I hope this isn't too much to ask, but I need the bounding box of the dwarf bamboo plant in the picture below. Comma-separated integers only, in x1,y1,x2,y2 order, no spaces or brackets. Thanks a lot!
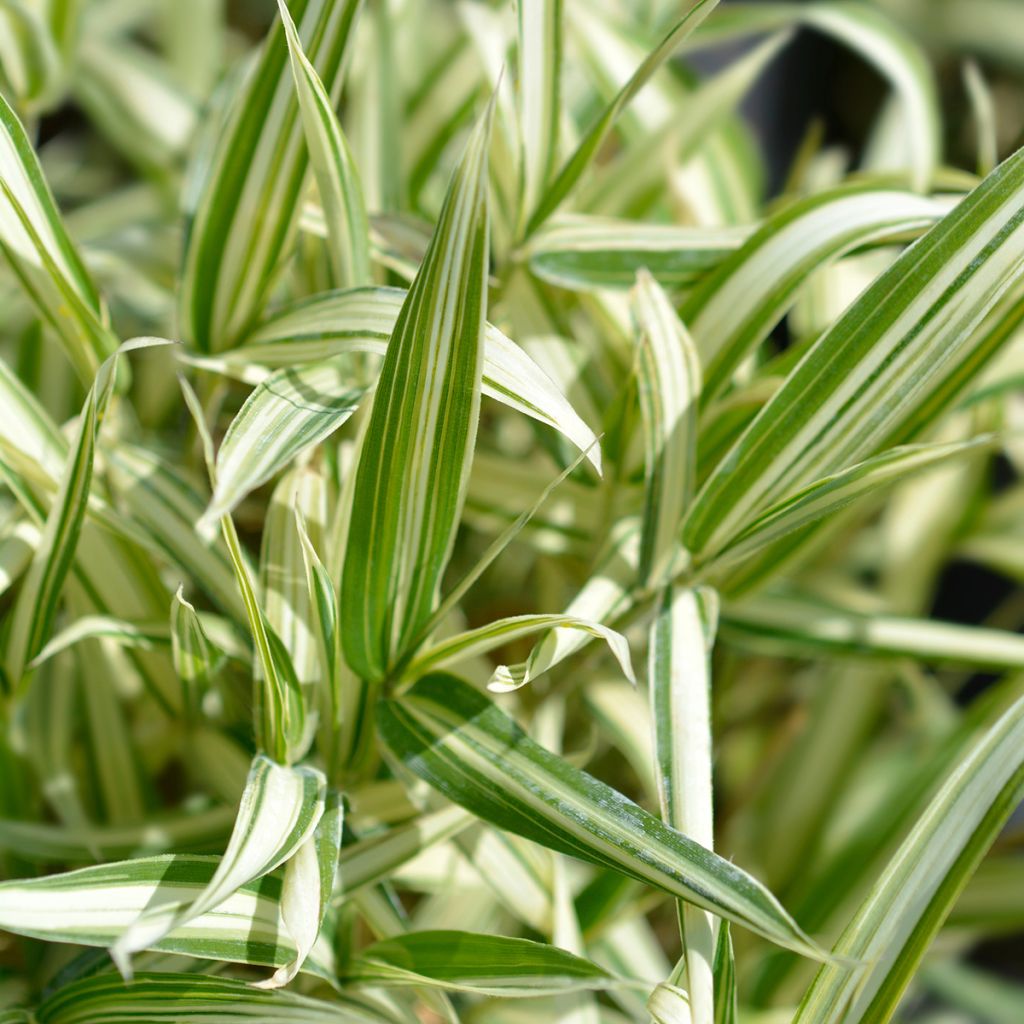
0,0,1023,1021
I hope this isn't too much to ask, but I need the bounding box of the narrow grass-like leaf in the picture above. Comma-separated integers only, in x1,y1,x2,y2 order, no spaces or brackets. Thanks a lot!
346,930,615,997
170,587,223,721
524,0,719,234
683,185,947,405
377,672,822,958
406,613,634,692
633,269,702,587
713,922,738,1024
4,339,171,686
29,615,170,669
515,0,562,231
182,370,306,762
260,468,327,687
277,0,371,288
650,586,720,1024
963,60,998,178
794,690,1024,1024
0,90,116,381
294,508,372,783
525,217,748,291
33,973,403,1024
684,146,1024,560
110,753,326,977
723,587,1024,670
341,102,493,682
181,0,362,351
701,437,993,571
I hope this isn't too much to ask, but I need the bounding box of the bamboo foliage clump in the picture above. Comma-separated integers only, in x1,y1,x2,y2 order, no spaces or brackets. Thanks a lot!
0,1,1023,1022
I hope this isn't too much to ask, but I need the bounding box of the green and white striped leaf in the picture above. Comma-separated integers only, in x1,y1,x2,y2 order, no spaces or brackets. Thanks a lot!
277,0,371,289
794,689,1024,1024
713,922,738,1024
407,613,635,692
110,753,326,975
346,930,615,997
294,507,372,783
524,0,719,234
525,216,748,292
191,285,601,472
0,856,334,978
340,102,493,682
260,468,328,687
683,185,948,405
170,587,223,720
515,0,562,232
649,585,720,1024
377,672,822,958
4,339,171,686
180,0,362,352
633,269,702,587
647,982,691,1024
203,360,365,524
254,788,343,989
701,436,994,571
0,0,61,111
0,89,116,382
683,146,1024,560
33,972,402,1024
29,615,170,669
723,587,1024,671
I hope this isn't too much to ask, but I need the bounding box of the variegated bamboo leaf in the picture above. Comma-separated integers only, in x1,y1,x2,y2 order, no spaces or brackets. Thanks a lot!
276,0,371,289
633,269,702,587
180,0,362,352
110,753,326,977
345,930,615,997
377,672,823,959
684,146,1024,561
0,89,116,381
341,101,494,682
